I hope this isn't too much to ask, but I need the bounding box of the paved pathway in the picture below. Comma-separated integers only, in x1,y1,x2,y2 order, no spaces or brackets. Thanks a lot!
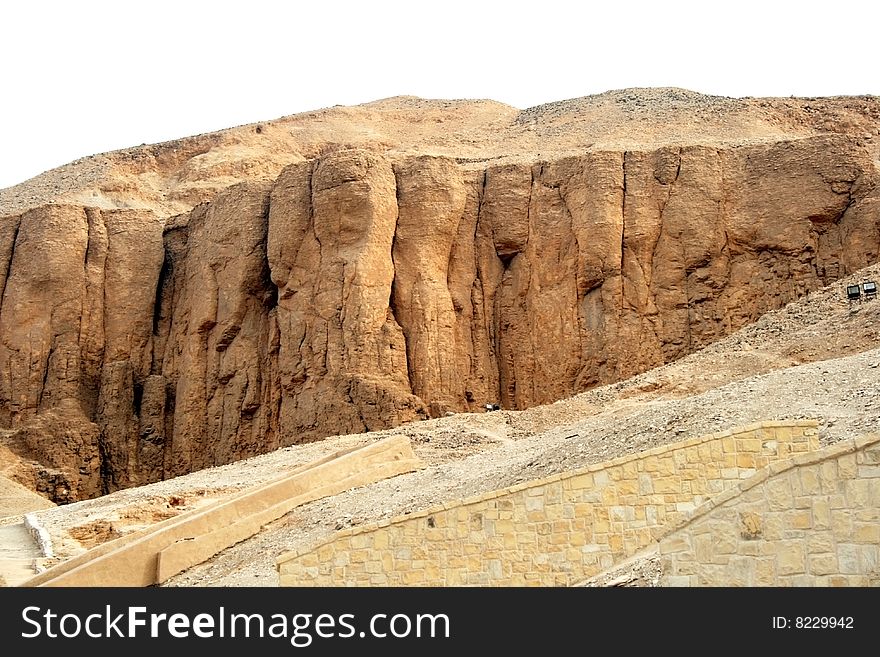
0,523,42,586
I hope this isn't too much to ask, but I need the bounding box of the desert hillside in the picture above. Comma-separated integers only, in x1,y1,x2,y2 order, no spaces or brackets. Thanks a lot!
0,88,879,504
3,88,879,218
8,260,880,586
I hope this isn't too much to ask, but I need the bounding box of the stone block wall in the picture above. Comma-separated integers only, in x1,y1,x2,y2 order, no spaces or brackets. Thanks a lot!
657,434,880,586
277,420,818,586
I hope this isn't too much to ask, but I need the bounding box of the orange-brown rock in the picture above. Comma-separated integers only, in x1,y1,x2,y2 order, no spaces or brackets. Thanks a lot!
1,91,879,500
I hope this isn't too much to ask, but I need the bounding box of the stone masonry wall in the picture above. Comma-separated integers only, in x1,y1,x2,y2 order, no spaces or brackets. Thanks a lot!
657,434,880,586
277,420,819,586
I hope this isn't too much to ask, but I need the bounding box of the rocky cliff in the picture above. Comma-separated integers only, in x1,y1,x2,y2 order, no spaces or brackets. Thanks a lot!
1,90,879,501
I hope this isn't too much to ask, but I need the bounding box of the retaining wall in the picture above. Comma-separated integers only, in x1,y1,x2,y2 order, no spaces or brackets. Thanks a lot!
657,434,880,586
277,421,818,586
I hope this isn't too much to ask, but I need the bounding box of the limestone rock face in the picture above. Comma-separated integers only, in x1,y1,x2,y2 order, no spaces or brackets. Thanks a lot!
1,135,878,500
0,205,165,498
267,152,426,443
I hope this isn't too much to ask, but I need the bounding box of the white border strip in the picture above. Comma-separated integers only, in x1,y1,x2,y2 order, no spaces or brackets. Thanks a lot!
23,513,54,559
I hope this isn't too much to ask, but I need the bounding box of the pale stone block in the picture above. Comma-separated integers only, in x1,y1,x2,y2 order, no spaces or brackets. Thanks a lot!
785,509,812,530
772,428,793,443
800,467,821,494
827,494,847,509
592,517,611,534
754,558,777,586
693,533,714,562
715,532,738,555
807,532,835,554
547,504,567,522
789,575,813,586
789,495,811,509
837,544,861,575
653,478,680,494
658,458,677,476
830,510,852,536
766,477,793,510
738,542,762,556
859,545,879,572
551,520,571,534
837,453,858,479
809,553,838,576
813,499,832,530
818,461,839,493
736,438,762,453
852,523,880,544
857,465,880,478
608,535,624,553
726,556,752,586
351,527,370,550
776,542,806,575
601,487,619,505
372,531,390,550
299,553,320,568
870,479,880,504
616,479,638,496
845,480,872,507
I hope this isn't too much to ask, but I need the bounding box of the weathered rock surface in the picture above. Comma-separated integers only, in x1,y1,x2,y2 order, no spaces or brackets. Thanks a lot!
1,94,879,500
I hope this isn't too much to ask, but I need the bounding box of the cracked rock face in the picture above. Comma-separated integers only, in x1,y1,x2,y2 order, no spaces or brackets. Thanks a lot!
1,135,878,500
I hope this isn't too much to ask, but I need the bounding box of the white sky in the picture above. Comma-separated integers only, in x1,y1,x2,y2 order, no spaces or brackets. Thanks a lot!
1,0,878,189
